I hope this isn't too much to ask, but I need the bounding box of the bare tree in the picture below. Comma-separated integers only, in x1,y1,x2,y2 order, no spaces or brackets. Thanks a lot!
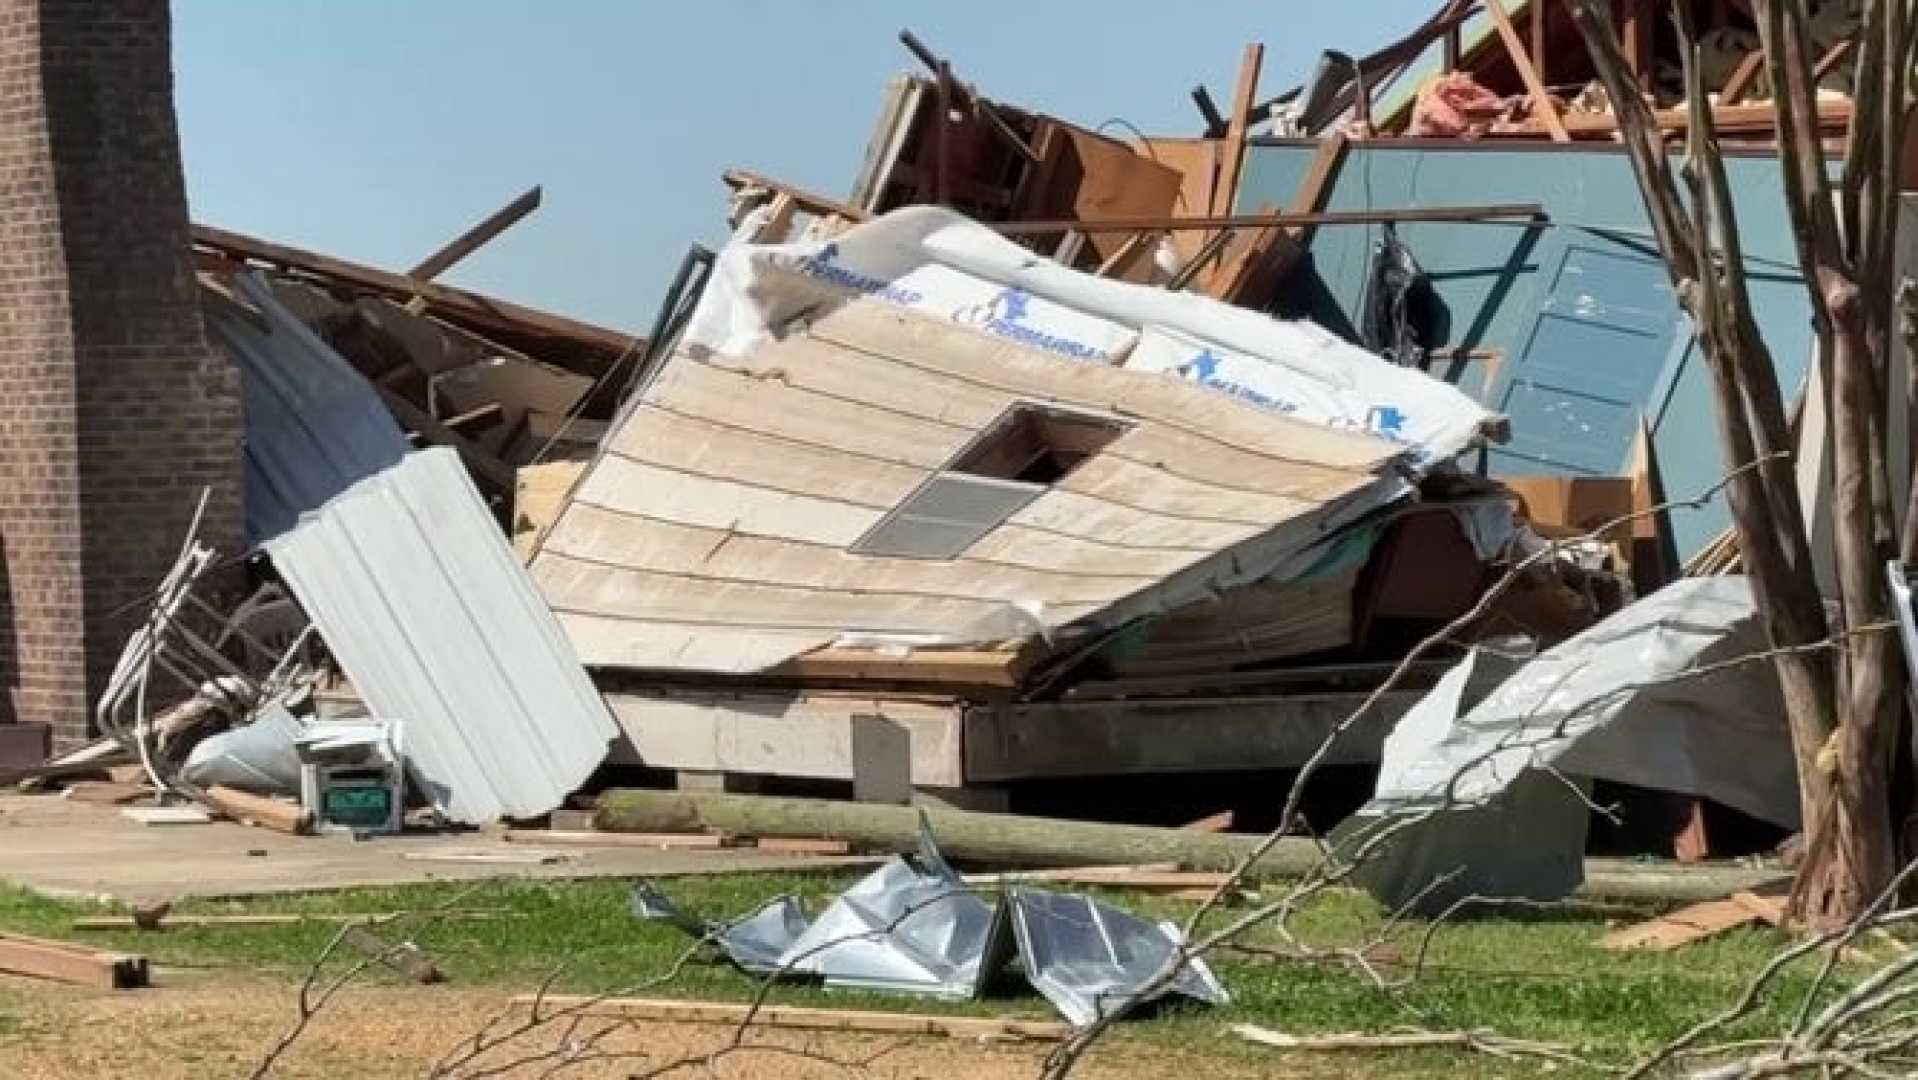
1566,0,1917,927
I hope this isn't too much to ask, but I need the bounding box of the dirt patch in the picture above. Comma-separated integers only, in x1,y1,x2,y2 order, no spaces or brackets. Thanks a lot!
0,975,1277,1079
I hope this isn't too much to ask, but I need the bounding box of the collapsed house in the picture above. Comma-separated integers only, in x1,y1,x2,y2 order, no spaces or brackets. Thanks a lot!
13,2,1894,880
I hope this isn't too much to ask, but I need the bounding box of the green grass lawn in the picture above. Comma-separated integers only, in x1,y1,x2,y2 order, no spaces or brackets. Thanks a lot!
0,872,1860,1077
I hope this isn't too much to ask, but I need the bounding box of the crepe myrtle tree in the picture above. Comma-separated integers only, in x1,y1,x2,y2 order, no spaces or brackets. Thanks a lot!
1567,0,1914,926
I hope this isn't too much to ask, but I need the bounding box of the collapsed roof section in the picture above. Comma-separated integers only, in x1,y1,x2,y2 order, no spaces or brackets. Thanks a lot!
529,206,1502,676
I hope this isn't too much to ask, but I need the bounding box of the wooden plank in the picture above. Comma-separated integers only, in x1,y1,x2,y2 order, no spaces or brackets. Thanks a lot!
72,912,508,932
560,459,1192,580
963,691,1421,781
1210,134,1347,302
1600,898,1764,951
1210,43,1265,217
191,224,641,360
513,996,1070,1041
501,829,732,849
1181,810,1235,833
407,185,542,282
376,385,517,489
752,836,855,855
535,557,1083,633
1519,98,1853,137
0,932,148,989
602,690,965,788
1485,0,1569,142
401,849,575,865
722,169,872,224
200,785,312,836
1718,50,1765,105
802,304,1395,472
695,334,1377,500
964,868,1231,890
61,781,148,805
121,805,213,826
542,502,1155,606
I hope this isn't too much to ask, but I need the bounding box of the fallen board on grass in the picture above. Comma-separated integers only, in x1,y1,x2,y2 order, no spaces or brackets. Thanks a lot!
514,996,1069,1040
0,932,148,988
750,836,855,856
1601,896,1776,951
71,910,513,932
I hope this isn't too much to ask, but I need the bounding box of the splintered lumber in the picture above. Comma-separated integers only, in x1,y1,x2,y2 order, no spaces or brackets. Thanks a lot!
342,924,443,984
200,785,312,835
0,932,148,989
515,996,1069,1041
1483,0,1568,142
501,829,732,850
597,791,1793,902
1601,897,1771,951
190,223,641,362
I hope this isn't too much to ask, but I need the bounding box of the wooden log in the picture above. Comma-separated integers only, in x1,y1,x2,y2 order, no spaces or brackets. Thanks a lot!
597,790,1794,902
200,785,312,836
0,932,148,988
596,790,1320,878
514,995,1069,1041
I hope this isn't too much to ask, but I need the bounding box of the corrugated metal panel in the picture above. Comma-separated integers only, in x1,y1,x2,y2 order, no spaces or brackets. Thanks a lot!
204,273,410,543
266,448,617,824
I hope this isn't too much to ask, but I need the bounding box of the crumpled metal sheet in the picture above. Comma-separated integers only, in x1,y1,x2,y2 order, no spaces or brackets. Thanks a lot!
777,814,1012,998
632,815,1229,1026
1004,887,1229,1027
1341,575,1797,911
630,882,806,976
179,700,306,795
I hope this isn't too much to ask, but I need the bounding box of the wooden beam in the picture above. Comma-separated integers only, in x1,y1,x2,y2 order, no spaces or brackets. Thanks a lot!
1719,50,1766,106
1812,37,1855,81
0,932,148,988
1210,43,1265,220
1486,0,1570,142
191,224,640,360
1209,132,1349,303
375,385,517,489
406,185,541,282
721,169,871,224
995,202,1544,235
1093,230,1156,278
515,996,1070,1041
1516,98,1853,137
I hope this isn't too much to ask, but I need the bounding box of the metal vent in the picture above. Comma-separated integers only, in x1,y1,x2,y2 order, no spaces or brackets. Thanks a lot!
851,472,1043,559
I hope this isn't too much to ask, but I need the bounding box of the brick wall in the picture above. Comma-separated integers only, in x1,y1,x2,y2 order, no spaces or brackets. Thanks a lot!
0,0,243,751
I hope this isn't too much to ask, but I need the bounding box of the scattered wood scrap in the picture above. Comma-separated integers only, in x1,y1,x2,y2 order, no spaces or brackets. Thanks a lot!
501,829,732,850
121,805,213,826
62,781,149,806
200,785,312,836
0,932,148,989
516,996,1069,1041
341,924,443,984
751,836,855,856
402,848,575,865
1601,893,1782,951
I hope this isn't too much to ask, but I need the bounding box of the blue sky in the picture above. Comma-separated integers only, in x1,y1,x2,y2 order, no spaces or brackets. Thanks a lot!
174,2,1432,331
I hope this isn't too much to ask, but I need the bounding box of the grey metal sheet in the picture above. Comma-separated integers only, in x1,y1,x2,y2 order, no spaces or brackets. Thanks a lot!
265,448,618,824
1006,886,1229,1027
205,273,410,544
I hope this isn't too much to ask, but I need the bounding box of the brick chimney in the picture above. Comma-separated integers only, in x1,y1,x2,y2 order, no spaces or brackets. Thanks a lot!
0,0,244,751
